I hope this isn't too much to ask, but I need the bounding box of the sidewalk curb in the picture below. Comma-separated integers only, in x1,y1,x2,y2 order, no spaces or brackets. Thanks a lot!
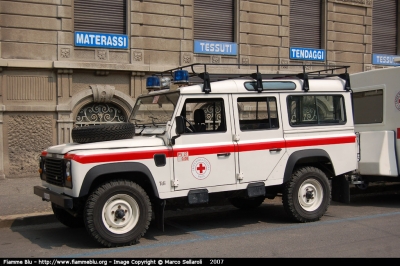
0,212,57,229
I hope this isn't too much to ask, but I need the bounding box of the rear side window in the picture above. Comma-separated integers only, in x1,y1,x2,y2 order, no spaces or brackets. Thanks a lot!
353,90,383,124
288,95,346,126
237,97,279,131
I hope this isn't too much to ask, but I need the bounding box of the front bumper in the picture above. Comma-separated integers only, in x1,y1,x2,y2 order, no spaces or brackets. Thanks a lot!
34,186,73,209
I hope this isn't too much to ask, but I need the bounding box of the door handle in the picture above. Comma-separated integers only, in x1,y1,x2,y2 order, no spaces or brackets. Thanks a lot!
269,148,282,152
217,153,231,157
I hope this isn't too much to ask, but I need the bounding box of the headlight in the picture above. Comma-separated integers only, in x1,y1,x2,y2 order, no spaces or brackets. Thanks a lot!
64,160,73,189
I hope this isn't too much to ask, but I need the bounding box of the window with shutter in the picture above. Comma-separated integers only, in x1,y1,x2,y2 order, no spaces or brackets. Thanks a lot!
194,0,234,42
74,0,127,35
372,0,398,55
290,0,322,49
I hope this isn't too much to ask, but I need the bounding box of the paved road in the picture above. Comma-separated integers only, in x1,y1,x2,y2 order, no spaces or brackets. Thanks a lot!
0,186,399,259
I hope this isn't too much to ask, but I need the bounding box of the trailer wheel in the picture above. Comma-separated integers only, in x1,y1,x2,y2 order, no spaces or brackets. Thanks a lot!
229,196,265,210
84,180,152,247
282,166,331,223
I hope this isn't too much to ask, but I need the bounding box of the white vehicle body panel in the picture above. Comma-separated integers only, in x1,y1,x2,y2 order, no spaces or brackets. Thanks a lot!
351,67,400,177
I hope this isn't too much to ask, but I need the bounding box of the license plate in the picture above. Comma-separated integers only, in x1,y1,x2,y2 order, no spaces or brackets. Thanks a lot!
43,193,50,201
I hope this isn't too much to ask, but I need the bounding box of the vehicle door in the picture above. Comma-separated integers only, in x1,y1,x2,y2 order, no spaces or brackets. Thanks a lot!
232,94,286,183
172,95,237,190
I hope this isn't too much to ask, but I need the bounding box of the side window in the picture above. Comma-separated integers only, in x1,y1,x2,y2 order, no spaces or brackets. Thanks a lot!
181,98,226,133
237,97,279,131
288,95,346,126
353,90,383,124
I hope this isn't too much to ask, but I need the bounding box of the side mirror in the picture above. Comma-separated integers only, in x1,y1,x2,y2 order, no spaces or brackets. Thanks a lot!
175,116,185,135
171,116,185,145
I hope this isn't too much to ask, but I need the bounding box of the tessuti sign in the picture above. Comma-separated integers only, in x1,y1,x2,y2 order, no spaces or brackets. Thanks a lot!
75,31,128,49
194,40,237,56
372,54,400,66
290,47,326,61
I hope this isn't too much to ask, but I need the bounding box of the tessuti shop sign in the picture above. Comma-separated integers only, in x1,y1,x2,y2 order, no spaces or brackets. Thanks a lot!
194,40,237,56
372,54,400,66
290,47,326,62
75,31,128,49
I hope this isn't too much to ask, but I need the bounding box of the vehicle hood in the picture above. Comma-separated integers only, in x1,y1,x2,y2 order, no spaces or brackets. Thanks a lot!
45,136,166,155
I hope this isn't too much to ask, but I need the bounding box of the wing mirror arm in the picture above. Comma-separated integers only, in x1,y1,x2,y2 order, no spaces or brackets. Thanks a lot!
171,116,185,145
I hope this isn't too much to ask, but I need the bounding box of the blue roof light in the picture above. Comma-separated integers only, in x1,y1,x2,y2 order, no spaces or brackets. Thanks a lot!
146,76,160,89
173,70,189,84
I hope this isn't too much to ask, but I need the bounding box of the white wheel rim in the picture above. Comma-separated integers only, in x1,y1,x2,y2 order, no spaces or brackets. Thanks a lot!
101,194,140,234
297,178,323,212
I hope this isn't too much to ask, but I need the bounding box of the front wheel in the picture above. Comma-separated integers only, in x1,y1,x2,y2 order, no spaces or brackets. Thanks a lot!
84,180,152,247
282,166,331,223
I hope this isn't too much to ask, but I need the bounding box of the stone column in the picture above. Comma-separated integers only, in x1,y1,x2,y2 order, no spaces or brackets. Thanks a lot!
57,69,74,144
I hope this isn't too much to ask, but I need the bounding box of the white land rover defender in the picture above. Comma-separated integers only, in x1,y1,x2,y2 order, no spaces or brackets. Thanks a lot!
34,63,357,247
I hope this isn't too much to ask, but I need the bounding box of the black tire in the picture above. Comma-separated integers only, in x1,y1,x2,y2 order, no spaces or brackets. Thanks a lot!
84,180,152,248
229,196,265,210
282,166,331,223
52,203,84,228
71,123,135,144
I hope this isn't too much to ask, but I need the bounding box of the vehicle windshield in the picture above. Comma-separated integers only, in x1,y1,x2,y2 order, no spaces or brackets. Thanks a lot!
130,92,180,126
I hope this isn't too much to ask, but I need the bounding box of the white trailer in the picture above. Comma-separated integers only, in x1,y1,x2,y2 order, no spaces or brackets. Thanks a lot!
351,67,400,189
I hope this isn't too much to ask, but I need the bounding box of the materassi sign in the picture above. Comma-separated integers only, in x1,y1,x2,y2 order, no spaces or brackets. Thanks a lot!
75,31,128,49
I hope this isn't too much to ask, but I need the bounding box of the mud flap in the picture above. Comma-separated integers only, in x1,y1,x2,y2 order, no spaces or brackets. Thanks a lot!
154,199,166,232
331,176,350,204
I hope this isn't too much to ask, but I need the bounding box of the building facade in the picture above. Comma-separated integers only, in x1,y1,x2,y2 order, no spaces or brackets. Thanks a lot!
0,0,398,179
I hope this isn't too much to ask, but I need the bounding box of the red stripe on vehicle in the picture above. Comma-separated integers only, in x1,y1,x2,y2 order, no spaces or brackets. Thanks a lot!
238,141,285,152
172,144,236,156
66,135,355,164
285,135,356,148
66,149,172,164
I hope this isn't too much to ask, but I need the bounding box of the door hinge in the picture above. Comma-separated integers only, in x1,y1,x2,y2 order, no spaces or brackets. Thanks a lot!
171,179,179,187
237,172,244,181
233,134,240,142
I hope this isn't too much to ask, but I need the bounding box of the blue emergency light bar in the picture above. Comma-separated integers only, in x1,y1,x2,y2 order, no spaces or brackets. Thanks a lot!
173,70,189,84
146,76,161,89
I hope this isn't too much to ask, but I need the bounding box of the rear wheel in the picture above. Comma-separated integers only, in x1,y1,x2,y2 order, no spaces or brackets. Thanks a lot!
282,166,331,222
229,196,265,210
52,203,84,228
84,180,152,247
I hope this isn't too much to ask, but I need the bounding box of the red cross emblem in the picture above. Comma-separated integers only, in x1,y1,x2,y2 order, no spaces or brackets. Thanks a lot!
197,163,206,174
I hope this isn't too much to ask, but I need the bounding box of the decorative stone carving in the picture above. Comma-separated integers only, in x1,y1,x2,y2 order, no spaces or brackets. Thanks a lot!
90,84,115,103
280,59,289,69
212,55,220,63
133,51,143,62
97,50,107,60
183,53,192,64
61,48,70,58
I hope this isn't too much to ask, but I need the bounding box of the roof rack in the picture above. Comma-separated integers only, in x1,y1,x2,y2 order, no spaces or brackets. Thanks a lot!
156,63,351,93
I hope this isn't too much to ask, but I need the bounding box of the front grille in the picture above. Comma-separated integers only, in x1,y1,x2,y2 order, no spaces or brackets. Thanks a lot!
45,158,64,186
